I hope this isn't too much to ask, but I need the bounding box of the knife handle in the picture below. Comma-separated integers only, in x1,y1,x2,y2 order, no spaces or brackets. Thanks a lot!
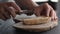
19,10,34,15
13,19,23,23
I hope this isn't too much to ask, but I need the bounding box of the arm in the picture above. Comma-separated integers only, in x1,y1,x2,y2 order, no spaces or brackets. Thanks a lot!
15,0,58,20
16,0,39,10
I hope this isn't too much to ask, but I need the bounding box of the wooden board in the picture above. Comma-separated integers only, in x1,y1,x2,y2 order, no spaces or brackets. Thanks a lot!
13,21,58,32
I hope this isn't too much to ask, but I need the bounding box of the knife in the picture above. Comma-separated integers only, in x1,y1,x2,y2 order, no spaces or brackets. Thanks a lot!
18,10,34,16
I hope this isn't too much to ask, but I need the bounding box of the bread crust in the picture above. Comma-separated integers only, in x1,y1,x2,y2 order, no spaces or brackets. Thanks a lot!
23,16,51,25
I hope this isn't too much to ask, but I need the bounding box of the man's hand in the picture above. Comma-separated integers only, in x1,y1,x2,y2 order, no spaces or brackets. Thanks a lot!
0,2,22,20
33,3,58,21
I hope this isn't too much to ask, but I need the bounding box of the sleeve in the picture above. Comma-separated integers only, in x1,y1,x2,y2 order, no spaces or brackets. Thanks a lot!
0,0,15,2
8,0,15,2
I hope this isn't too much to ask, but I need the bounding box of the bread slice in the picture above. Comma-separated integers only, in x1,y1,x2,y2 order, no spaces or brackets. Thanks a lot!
23,16,51,25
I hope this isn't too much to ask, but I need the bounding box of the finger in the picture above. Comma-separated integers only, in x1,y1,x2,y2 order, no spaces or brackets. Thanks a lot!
0,8,6,20
8,7,16,18
48,4,55,21
1,7,10,19
0,12,6,20
49,5,58,21
10,2,22,14
54,15,58,21
34,9,40,16
4,5,16,18
34,6,42,16
43,3,50,17
50,9,55,21
54,11,58,20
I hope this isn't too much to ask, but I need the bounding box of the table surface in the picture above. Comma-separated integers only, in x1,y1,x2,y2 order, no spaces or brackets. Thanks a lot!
0,11,60,34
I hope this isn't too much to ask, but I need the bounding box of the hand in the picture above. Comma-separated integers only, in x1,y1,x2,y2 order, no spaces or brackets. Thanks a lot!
33,3,58,21
0,2,22,20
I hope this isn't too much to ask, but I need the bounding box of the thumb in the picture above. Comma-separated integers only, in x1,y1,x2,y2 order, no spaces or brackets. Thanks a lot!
10,2,22,15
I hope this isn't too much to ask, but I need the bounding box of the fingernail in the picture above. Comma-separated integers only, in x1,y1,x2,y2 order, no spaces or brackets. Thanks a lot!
51,18,54,21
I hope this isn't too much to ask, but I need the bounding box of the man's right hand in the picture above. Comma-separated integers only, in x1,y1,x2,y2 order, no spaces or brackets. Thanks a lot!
0,2,22,20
